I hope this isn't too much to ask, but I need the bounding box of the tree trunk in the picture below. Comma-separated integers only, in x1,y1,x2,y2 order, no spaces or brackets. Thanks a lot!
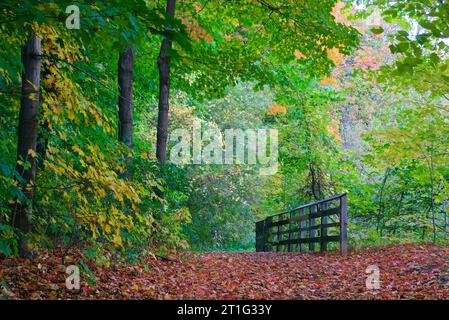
118,47,135,148
429,152,436,243
156,0,176,163
13,34,42,257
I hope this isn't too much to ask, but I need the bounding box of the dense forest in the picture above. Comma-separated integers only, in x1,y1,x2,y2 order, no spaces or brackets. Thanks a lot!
1,0,449,300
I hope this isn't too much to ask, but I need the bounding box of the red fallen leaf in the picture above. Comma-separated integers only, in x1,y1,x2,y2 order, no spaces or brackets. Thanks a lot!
82,284,90,294
195,286,208,296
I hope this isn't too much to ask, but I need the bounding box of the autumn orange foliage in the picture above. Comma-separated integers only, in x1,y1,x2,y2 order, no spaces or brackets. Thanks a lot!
267,103,287,116
326,121,343,143
182,17,212,43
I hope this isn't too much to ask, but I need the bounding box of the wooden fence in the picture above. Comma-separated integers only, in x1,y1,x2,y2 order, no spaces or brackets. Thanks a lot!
256,194,348,255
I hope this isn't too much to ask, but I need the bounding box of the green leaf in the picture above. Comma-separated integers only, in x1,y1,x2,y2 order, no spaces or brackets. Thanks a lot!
370,26,384,35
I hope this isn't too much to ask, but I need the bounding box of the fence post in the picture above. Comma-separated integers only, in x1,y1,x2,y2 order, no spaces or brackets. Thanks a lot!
340,194,348,255
309,205,316,252
321,202,328,252
300,208,306,252
277,215,283,252
256,220,265,252
288,211,294,252
265,216,272,251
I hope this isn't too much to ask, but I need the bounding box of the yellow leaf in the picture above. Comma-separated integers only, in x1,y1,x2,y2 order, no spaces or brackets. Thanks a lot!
113,233,122,246
28,149,37,158
59,131,67,140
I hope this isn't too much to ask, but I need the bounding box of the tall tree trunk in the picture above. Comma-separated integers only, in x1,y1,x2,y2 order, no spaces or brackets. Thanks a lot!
377,168,390,236
13,34,41,257
156,0,176,163
118,47,135,148
429,152,436,243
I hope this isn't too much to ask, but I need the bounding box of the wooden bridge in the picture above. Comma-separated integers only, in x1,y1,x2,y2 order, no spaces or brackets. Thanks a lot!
256,194,348,255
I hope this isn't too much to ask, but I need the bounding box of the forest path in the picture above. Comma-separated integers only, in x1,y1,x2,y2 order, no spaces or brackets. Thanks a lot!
1,244,449,299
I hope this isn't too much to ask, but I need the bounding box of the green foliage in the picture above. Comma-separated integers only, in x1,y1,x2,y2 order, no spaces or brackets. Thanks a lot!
354,0,449,97
0,224,18,257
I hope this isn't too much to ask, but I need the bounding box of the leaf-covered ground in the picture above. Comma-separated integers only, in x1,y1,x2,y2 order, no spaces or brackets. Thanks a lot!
1,244,449,300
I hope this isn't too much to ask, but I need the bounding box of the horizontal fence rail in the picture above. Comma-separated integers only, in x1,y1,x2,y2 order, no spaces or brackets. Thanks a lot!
256,194,348,255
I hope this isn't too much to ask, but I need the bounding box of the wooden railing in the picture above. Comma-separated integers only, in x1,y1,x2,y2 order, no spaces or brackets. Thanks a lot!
256,194,348,255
